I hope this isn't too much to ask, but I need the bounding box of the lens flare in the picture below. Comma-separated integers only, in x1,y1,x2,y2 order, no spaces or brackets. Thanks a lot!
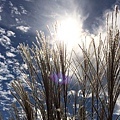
50,72,71,84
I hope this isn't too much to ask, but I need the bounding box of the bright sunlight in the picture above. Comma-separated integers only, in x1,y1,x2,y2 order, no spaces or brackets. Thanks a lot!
56,17,82,49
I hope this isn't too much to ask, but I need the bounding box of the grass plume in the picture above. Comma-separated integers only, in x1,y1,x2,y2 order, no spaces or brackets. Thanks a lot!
7,6,120,120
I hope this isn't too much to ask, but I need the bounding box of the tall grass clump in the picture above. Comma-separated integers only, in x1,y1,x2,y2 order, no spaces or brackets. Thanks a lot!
11,30,73,120
73,6,120,120
10,6,120,120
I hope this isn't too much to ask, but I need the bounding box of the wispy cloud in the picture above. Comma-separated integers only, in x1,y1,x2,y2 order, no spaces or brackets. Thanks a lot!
0,61,10,79
0,53,5,59
0,75,7,81
7,31,15,37
16,26,31,32
20,6,28,14
0,35,11,48
0,27,6,34
11,6,21,15
6,51,16,57
0,28,24,114
0,6,3,13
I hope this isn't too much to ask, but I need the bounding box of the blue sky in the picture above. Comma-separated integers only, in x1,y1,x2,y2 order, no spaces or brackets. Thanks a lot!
0,0,120,119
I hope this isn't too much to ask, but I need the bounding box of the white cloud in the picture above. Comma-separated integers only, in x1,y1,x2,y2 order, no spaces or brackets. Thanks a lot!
0,62,9,75
0,35,11,48
6,59,14,64
9,1,13,7
7,31,15,37
0,76,7,81
6,52,16,57
21,63,28,70
0,84,3,90
0,90,11,100
0,53,5,59
11,7,21,15
15,18,19,23
0,6,3,13
0,27,6,34
16,26,31,32
0,61,5,66
6,74,14,79
20,6,28,14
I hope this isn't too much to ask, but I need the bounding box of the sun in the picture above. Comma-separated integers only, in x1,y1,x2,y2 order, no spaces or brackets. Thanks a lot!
56,17,82,49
